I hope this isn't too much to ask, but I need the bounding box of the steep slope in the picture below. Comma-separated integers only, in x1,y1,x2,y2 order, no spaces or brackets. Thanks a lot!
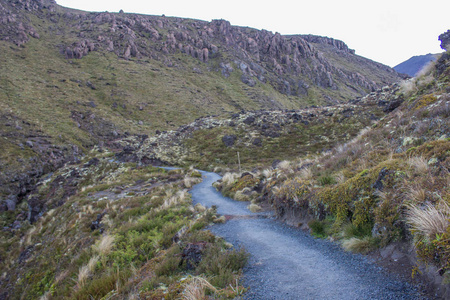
394,53,440,77
0,0,402,214
0,156,249,299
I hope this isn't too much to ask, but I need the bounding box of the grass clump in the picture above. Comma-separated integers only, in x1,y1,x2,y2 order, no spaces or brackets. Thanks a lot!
342,236,379,254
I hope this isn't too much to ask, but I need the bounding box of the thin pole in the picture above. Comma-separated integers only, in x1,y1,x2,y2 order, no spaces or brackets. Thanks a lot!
237,151,241,176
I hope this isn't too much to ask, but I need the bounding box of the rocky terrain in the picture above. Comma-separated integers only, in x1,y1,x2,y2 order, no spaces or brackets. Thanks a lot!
0,0,403,223
1,0,399,98
113,86,402,170
1,0,449,299
214,40,450,298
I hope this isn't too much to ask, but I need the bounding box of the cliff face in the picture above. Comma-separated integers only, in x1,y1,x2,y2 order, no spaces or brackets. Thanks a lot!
0,0,400,101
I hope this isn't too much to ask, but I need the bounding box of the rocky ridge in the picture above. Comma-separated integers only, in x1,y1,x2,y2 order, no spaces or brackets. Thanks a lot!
0,0,400,100
113,86,402,169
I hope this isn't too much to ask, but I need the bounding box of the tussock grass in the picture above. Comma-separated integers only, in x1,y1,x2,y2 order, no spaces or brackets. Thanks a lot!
406,201,450,239
248,203,262,213
222,172,239,186
234,190,250,202
342,237,378,254
194,203,206,213
335,171,346,184
87,255,99,272
262,168,274,179
408,156,429,174
400,79,418,95
299,167,313,180
277,160,293,173
77,265,90,288
182,276,217,300
94,234,115,256
184,176,198,188
406,185,428,204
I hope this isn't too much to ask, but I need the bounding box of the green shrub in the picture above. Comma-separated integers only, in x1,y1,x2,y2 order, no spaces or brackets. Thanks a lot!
154,246,182,276
308,220,327,238
196,245,248,288
318,175,336,186
342,222,372,239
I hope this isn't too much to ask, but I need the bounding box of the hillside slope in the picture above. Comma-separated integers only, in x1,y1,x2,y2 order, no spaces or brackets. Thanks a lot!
0,0,402,211
394,53,440,77
216,40,450,297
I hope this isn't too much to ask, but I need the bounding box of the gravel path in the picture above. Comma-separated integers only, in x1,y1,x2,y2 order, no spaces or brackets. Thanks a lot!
190,171,427,300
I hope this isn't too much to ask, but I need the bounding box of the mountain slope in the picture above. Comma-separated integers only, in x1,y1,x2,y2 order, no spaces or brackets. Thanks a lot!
394,53,440,77
0,0,402,206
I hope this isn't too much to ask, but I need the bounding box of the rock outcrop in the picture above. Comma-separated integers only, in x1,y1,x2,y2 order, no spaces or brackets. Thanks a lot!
439,29,450,50
0,0,401,101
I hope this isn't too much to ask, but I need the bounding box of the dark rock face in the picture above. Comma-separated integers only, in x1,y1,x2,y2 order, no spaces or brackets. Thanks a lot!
222,135,237,147
91,212,106,232
180,242,208,270
372,167,392,191
439,30,450,50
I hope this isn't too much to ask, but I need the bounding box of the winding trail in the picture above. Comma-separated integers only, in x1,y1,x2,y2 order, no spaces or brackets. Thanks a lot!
189,171,427,300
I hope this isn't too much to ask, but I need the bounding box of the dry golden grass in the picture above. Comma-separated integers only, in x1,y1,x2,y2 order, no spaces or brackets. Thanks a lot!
182,276,217,300
342,237,374,254
335,171,346,184
25,225,37,246
248,203,262,213
87,255,99,272
406,201,450,239
299,167,313,180
408,156,429,174
222,172,239,185
77,265,90,288
399,79,418,95
212,215,226,223
234,190,250,202
160,189,189,210
184,177,198,188
194,203,206,213
277,160,293,173
94,234,116,256
271,186,282,198
405,184,428,204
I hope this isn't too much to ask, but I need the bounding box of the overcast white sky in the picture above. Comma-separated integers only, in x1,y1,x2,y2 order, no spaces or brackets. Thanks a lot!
56,0,449,67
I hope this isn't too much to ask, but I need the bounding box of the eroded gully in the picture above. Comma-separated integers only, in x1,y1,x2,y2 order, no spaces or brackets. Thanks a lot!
189,170,427,300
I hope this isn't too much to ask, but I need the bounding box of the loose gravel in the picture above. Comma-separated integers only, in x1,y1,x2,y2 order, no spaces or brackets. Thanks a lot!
190,171,428,300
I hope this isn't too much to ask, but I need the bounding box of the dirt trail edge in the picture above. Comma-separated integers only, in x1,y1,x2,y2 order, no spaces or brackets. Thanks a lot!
190,171,428,300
